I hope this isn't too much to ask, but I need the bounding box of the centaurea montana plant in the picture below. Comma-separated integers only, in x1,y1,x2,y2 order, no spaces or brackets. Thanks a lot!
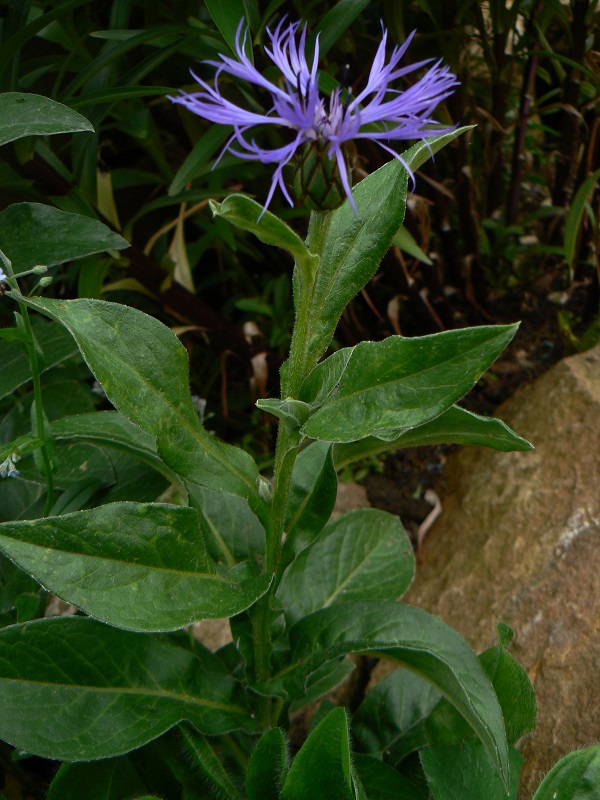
0,17,596,800
171,19,458,211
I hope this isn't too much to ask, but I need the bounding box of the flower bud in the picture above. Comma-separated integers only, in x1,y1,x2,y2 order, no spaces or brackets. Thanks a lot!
32,265,48,274
290,141,351,212
39,276,53,287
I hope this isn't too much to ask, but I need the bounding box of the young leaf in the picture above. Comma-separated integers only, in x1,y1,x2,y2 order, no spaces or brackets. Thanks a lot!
0,616,259,761
210,195,319,281
301,325,519,443
301,128,471,369
246,727,288,800
281,707,354,800
0,92,93,146
269,601,510,791
22,297,265,519
277,509,414,625
304,159,408,367
0,204,128,271
531,745,600,800
422,741,522,800
179,725,243,800
352,669,440,762
282,440,338,565
188,485,266,568
0,502,271,632
333,405,532,468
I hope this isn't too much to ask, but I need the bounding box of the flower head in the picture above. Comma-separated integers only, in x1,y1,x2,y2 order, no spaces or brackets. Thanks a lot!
171,19,458,212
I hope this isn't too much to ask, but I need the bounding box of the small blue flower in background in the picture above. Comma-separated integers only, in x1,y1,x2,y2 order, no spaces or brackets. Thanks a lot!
171,19,458,211
0,452,20,479
0,267,7,283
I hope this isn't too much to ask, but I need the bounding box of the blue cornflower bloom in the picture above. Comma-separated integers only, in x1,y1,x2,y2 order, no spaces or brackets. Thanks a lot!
171,19,458,211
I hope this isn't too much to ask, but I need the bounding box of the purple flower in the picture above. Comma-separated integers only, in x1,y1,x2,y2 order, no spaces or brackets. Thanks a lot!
171,19,458,212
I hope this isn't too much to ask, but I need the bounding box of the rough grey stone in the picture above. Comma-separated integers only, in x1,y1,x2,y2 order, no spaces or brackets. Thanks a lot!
373,345,600,797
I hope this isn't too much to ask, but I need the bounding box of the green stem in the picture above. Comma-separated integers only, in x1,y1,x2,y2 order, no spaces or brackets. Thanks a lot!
18,299,54,516
252,210,333,704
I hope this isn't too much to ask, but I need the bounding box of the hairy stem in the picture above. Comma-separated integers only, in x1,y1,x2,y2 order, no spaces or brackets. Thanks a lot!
253,210,332,696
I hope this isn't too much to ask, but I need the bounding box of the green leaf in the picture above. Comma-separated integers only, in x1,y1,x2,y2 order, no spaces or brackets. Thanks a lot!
421,741,522,800
210,195,319,282
302,129,471,369
188,485,266,568
281,707,354,800
47,758,147,800
402,126,475,173
0,616,258,760
532,745,600,800
392,225,433,264
49,410,182,490
333,405,532,468
0,502,271,632
179,725,243,800
51,410,161,462
282,440,337,564
352,669,440,762
22,297,265,519
169,126,230,196
304,159,408,366
313,0,372,57
564,168,600,271
427,640,536,749
301,325,518,443
0,321,79,401
352,753,427,800
204,0,251,53
0,204,128,272
289,657,355,712
266,601,510,790
277,509,414,625
256,398,311,430
0,93,93,147
247,727,288,800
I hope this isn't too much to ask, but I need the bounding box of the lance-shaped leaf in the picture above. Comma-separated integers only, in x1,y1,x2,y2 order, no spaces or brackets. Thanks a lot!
421,741,522,800
281,707,354,800
334,405,532,468
282,440,337,565
210,195,318,282
277,509,414,625
22,297,265,518
0,320,80,401
305,160,407,366
0,92,94,146
304,127,471,367
0,502,271,632
50,410,180,485
301,325,518,443
246,727,288,800
531,746,600,800
267,601,510,791
352,669,440,762
0,616,258,761
0,204,128,271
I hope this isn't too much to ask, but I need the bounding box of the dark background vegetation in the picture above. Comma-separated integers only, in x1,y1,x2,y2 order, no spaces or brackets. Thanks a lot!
1,0,599,460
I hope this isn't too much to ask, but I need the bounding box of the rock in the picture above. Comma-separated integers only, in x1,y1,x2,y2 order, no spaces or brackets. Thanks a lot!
375,345,600,797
